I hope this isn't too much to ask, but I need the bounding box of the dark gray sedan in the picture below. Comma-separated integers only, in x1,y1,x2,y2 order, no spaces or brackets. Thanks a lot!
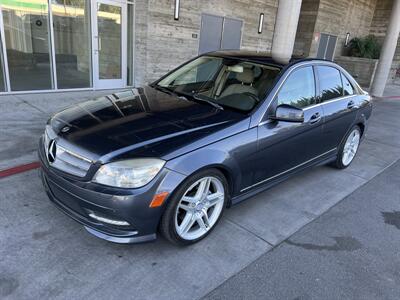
39,51,372,245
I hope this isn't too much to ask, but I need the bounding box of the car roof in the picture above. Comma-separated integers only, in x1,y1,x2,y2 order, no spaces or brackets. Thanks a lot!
205,50,331,68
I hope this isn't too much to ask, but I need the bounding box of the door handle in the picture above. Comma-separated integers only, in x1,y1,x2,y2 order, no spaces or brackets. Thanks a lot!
347,100,355,109
309,112,322,124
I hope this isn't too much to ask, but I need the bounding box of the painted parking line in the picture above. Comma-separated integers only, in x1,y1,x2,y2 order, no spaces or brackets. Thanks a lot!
0,162,40,179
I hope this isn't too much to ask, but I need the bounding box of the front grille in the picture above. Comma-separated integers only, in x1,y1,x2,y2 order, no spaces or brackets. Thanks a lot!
44,127,92,177
52,145,92,177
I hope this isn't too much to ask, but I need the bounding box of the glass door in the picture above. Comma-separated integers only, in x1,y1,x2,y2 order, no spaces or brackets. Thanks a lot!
92,0,127,89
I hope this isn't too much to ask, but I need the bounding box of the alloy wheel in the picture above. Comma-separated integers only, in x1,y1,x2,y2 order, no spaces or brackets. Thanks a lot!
174,176,225,240
342,129,360,166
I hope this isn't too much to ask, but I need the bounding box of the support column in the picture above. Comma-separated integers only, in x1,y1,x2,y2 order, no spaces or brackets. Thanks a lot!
370,0,400,97
271,0,302,64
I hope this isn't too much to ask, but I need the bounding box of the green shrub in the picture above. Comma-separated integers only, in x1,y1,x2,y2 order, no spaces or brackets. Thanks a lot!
348,35,381,59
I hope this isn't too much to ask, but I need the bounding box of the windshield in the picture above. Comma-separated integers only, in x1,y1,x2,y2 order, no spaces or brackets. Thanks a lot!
156,56,281,112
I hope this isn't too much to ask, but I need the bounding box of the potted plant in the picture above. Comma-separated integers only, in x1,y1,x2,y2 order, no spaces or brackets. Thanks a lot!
335,35,381,88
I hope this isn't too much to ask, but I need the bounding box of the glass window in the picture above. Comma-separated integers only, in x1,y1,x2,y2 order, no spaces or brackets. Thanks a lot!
0,32,5,92
52,0,91,89
167,57,223,86
317,66,343,101
341,73,355,96
97,3,122,80
2,0,53,91
157,56,281,112
276,66,316,108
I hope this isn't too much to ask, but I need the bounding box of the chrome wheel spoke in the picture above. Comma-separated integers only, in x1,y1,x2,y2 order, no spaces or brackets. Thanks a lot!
182,196,196,204
206,192,224,208
201,209,210,228
178,213,196,235
178,203,192,211
195,178,211,200
196,213,209,231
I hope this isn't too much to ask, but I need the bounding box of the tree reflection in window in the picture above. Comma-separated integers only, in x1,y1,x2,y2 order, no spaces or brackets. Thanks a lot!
317,66,344,102
276,66,316,109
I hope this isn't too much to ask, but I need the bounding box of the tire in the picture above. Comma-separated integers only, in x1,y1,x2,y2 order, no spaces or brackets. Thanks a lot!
159,168,228,246
331,125,361,169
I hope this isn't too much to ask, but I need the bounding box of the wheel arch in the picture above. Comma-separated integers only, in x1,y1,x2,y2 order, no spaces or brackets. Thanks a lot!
356,121,365,136
165,148,241,205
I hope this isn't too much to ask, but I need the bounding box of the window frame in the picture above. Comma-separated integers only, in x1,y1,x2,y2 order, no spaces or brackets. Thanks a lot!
272,65,318,110
257,61,363,127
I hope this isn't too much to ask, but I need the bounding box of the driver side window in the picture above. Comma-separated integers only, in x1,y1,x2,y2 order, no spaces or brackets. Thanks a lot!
276,66,316,109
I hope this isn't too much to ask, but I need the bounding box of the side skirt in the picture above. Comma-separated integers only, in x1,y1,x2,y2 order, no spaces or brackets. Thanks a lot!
229,154,337,206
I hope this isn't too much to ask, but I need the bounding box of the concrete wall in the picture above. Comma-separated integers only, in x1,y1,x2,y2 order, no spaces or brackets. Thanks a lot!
369,0,400,84
293,0,319,56
335,56,378,88
134,0,278,85
294,0,377,58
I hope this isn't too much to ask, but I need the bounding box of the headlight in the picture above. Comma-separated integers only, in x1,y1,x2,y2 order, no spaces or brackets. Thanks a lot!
93,158,165,188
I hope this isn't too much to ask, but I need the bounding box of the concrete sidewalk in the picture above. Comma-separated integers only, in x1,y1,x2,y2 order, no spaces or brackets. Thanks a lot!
0,89,122,170
0,86,400,299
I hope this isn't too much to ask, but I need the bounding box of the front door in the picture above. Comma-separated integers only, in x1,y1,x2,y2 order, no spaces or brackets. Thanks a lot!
252,66,327,188
92,0,127,89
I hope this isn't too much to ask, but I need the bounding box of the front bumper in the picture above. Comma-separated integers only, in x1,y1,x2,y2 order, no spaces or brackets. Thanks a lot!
38,136,186,243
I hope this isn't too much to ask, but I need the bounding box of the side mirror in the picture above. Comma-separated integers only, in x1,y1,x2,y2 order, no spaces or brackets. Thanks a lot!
271,104,304,122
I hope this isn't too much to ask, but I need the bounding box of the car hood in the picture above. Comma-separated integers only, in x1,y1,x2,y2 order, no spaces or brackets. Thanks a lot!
50,86,248,162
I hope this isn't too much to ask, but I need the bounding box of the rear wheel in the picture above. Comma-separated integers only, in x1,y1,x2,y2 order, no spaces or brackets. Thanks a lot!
332,125,361,169
160,169,228,246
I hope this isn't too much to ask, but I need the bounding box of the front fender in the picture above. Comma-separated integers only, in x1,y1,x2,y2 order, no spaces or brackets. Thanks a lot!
165,127,257,198
165,148,242,196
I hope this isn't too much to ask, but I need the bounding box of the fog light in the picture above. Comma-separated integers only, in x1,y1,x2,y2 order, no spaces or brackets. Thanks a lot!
88,213,130,226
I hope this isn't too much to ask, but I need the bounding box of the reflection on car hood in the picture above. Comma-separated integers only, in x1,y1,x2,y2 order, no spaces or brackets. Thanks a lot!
50,86,248,161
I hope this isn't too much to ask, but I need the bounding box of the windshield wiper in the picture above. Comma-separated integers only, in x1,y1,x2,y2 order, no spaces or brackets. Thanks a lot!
154,85,189,102
154,85,178,96
192,94,224,110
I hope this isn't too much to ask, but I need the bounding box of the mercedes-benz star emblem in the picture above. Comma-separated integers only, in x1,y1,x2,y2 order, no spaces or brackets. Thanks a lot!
47,139,57,163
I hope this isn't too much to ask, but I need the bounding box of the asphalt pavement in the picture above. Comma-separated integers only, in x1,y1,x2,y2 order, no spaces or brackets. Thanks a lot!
205,160,400,300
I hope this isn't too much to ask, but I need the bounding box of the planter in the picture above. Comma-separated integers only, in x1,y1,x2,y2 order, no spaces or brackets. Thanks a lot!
334,56,378,88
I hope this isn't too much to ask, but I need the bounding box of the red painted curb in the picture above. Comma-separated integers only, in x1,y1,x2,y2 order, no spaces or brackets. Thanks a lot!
0,162,40,179
375,96,400,100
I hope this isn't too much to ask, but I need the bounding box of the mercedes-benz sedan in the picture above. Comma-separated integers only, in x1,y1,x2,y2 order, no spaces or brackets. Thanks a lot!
39,51,372,245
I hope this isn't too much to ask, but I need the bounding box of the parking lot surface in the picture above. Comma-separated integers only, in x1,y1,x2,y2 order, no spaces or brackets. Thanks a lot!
1,88,400,299
205,160,400,300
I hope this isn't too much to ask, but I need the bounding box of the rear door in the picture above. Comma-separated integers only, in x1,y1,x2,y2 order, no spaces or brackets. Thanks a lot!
316,65,359,151
253,66,326,187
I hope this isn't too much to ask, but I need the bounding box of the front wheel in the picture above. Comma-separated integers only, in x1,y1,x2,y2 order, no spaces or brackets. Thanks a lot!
159,169,228,246
332,125,361,169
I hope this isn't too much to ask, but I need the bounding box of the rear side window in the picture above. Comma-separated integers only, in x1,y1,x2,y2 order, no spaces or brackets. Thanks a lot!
276,66,316,109
317,66,342,102
341,73,355,96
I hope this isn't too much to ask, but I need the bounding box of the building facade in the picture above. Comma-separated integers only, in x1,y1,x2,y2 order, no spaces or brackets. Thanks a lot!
0,0,398,94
